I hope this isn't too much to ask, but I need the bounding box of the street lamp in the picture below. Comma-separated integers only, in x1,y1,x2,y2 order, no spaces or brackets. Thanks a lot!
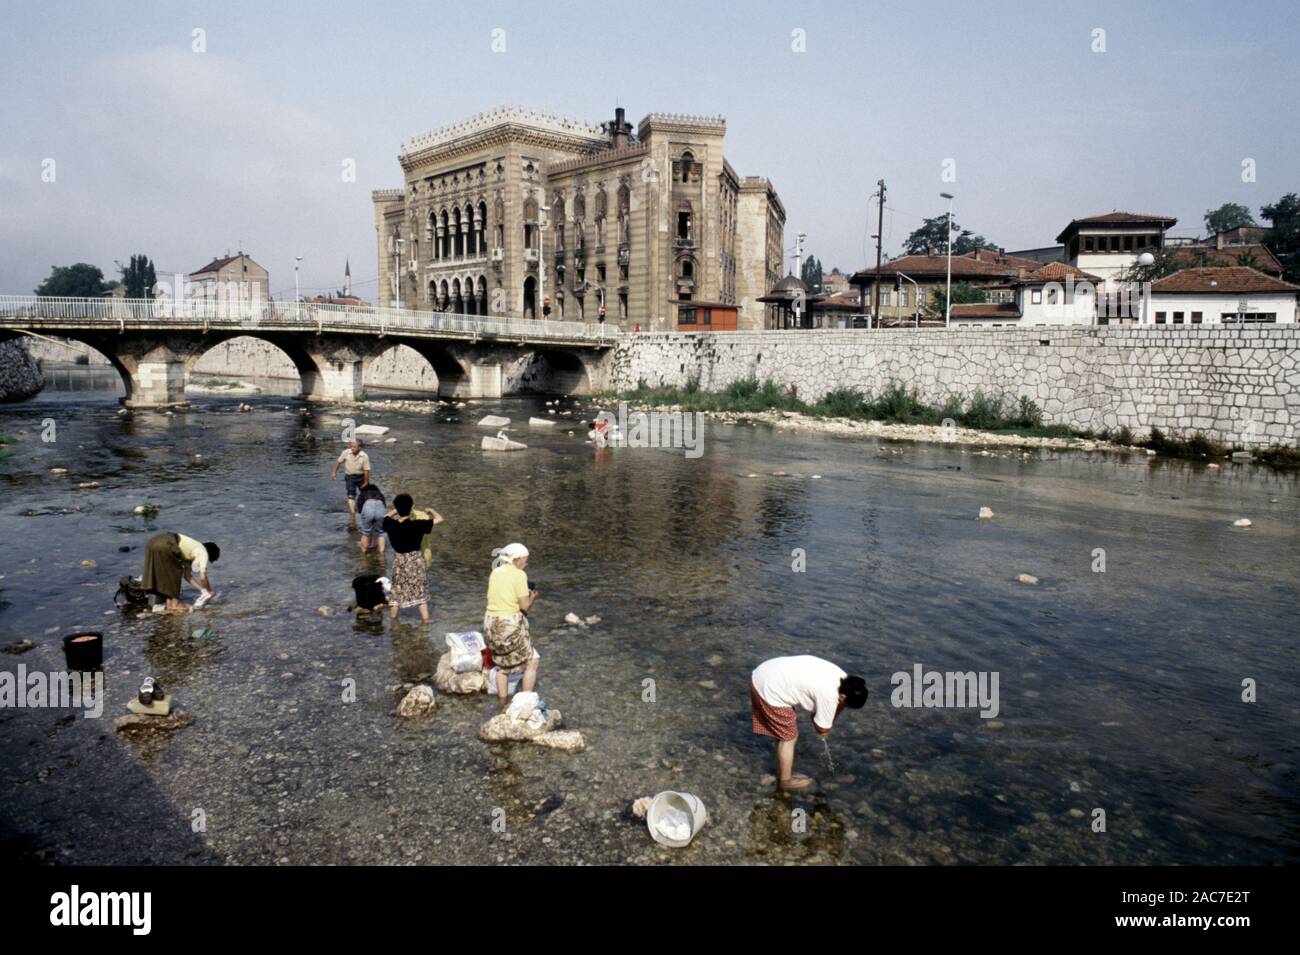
294,256,303,313
1136,251,1154,325
940,192,955,328
393,237,404,310
896,272,920,328
538,205,550,322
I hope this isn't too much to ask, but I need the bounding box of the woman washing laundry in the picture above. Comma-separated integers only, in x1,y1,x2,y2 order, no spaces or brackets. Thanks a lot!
356,483,387,554
483,543,540,702
381,494,442,623
141,532,220,613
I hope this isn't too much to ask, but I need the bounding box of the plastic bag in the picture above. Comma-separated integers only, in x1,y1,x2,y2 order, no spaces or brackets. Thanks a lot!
445,631,486,673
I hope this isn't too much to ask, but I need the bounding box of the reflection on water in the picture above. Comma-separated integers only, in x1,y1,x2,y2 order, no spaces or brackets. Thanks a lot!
0,383,1297,865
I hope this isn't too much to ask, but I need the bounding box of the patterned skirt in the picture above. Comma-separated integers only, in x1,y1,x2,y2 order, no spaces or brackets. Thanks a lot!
751,683,799,741
483,612,533,670
390,551,429,608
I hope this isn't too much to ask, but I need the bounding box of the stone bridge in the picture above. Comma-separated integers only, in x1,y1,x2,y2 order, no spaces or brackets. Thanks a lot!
0,296,617,407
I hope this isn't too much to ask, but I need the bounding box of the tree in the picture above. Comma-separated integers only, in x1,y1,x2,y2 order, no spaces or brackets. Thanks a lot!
1116,246,1186,286
903,215,996,256
800,255,823,293
34,263,107,297
118,254,157,298
1260,193,1300,284
929,281,987,317
1203,202,1255,236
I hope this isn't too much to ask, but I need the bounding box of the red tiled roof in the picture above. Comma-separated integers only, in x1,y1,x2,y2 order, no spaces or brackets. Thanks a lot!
949,302,1022,319
1150,267,1300,295
851,250,1038,283
192,254,261,276
1024,261,1102,283
1170,244,1284,276
1056,212,1177,243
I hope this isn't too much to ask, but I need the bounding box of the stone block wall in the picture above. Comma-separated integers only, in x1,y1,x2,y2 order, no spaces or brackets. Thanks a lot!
608,327,1300,447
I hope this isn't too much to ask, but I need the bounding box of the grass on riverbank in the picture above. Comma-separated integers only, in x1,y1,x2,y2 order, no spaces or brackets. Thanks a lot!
607,378,1300,464
0,434,13,461
612,378,1072,436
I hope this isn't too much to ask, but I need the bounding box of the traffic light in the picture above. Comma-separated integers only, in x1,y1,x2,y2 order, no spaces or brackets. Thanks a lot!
598,304,606,323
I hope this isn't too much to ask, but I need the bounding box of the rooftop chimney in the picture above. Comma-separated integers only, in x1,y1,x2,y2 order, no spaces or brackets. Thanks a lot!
609,107,631,149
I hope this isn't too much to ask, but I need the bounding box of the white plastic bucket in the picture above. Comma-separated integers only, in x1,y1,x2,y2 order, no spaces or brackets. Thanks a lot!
647,791,707,847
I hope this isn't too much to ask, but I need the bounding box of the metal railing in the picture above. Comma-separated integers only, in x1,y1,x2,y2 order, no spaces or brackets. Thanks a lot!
0,296,621,344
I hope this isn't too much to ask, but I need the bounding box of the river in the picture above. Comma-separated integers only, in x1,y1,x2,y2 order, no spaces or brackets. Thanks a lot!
1,377,1297,865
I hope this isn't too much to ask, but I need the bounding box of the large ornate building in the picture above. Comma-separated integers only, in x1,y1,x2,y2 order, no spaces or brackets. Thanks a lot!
372,105,784,330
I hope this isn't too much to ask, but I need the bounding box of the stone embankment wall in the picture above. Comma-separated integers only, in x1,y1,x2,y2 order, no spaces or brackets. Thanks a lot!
607,327,1300,447
0,339,44,401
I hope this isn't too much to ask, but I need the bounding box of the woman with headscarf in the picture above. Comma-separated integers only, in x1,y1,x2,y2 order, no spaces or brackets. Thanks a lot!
483,542,540,701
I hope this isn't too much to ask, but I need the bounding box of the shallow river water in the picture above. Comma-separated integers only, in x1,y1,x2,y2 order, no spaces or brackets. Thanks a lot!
2,380,1298,865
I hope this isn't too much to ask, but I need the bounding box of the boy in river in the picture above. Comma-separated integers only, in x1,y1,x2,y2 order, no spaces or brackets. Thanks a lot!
750,655,868,791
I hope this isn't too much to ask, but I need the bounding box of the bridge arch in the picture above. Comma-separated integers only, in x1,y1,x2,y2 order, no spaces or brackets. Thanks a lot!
365,338,468,399
1,331,131,400
184,333,322,399
516,348,594,395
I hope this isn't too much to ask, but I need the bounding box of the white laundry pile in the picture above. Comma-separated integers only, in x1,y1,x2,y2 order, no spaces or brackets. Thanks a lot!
445,631,486,673
655,809,693,843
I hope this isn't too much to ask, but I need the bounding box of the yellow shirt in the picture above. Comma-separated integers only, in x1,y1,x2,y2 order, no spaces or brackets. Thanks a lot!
485,563,529,617
177,534,208,575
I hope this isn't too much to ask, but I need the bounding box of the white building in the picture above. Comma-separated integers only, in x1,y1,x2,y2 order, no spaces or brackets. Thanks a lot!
949,262,1101,328
1057,212,1177,291
1147,267,1299,325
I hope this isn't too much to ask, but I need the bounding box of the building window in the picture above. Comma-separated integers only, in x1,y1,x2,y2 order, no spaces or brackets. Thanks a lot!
1222,312,1277,323
898,288,909,307
878,289,891,306
1172,311,1184,324
597,264,606,285
1031,289,1042,304
1084,237,1095,253
1155,311,1166,324
1191,311,1203,324
619,292,628,320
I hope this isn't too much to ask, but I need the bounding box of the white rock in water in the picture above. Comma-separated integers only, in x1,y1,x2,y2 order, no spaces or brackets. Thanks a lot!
1017,574,1039,585
434,653,488,695
532,730,586,752
529,417,556,428
1233,518,1252,527
630,796,653,819
564,612,582,625
384,437,397,444
978,507,995,520
477,415,511,428
353,424,389,436
397,685,437,718
317,606,331,617
584,615,601,626
479,708,562,741
49,468,68,475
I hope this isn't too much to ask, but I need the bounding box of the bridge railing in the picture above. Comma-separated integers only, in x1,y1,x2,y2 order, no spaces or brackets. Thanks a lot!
0,296,621,343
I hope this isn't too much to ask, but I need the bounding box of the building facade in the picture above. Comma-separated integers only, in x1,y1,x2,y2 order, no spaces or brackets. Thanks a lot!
188,253,269,304
373,105,784,331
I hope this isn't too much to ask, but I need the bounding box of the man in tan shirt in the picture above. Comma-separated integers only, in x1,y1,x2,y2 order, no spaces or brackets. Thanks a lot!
330,439,371,514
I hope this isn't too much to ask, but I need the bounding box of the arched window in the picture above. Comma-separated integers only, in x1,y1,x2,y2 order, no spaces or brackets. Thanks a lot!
476,200,487,256
678,151,694,183
524,196,539,250
464,203,476,257
553,197,566,250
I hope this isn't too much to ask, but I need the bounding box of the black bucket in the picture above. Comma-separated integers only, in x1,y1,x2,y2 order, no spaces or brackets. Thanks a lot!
63,631,103,671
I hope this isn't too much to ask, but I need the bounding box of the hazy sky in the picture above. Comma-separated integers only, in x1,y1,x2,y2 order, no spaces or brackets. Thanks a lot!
2,0,1297,300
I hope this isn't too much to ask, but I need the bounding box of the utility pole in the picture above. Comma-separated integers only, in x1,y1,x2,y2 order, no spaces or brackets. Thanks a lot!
793,232,806,329
872,179,886,328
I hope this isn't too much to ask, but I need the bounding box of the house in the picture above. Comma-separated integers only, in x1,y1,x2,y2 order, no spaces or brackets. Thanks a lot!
757,274,824,329
812,288,865,328
1168,243,1284,276
188,252,269,305
848,249,1044,326
1056,211,1177,290
1146,267,1298,325
949,262,1102,328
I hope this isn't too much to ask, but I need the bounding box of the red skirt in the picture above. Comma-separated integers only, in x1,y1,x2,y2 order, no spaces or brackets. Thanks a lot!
751,683,798,741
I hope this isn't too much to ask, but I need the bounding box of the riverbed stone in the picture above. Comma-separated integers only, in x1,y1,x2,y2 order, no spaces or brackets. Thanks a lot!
434,652,487,695
397,685,437,718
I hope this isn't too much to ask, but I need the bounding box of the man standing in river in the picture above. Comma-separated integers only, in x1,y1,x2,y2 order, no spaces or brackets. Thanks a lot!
750,655,868,791
330,438,371,516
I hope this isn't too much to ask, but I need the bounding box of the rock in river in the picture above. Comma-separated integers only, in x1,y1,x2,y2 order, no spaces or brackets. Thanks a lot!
397,685,437,718
434,652,487,695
